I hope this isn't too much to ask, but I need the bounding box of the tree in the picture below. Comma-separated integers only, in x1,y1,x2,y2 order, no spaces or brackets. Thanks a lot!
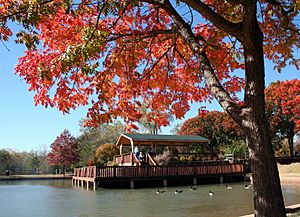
178,111,242,151
77,121,124,166
48,130,80,173
137,102,174,134
0,149,12,175
25,151,41,173
265,79,300,159
2,1,300,215
95,143,119,164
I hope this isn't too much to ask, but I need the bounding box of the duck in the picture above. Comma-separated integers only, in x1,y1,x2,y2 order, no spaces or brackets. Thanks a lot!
244,184,251,189
190,186,197,191
175,190,183,195
225,185,233,190
209,190,214,196
156,189,165,194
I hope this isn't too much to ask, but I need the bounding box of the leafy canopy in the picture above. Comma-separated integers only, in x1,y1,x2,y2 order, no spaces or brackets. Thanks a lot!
1,0,298,128
265,79,300,133
177,110,242,150
265,79,300,158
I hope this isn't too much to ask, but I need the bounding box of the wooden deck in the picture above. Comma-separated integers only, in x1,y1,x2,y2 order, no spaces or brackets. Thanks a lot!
72,161,245,190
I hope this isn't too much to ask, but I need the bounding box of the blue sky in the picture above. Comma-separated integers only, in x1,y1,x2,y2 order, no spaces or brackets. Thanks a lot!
0,32,299,152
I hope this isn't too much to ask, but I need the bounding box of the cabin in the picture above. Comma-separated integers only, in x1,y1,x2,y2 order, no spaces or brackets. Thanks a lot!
73,134,246,190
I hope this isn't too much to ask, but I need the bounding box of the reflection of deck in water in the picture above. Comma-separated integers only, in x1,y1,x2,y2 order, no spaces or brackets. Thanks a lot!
72,161,246,190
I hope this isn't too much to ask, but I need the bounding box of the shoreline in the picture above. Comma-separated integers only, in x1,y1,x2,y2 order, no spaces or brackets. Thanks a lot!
0,174,72,181
240,204,300,217
278,163,300,184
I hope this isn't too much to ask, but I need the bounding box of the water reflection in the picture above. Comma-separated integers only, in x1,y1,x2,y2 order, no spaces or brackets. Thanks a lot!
0,181,299,217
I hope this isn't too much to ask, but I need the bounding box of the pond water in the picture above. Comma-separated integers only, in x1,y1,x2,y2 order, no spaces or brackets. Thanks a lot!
0,180,299,217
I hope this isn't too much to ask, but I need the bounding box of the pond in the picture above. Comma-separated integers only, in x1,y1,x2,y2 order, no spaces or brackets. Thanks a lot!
0,180,299,217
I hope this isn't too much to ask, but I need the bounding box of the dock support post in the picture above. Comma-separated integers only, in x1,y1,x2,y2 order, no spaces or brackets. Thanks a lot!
130,180,134,189
193,177,197,186
93,181,97,190
220,176,224,183
163,179,167,187
87,181,89,190
81,180,84,188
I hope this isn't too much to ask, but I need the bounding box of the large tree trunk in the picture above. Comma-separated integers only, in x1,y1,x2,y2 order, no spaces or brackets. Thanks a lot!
161,1,286,216
242,115,286,217
241,13,286,216
288,135,294,159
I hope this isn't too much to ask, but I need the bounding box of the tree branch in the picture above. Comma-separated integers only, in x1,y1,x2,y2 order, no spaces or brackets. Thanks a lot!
0,0,55,21
179,0,243,41
226,0,244,6
143,0,242,123
107,29,180,43
265,0,298,32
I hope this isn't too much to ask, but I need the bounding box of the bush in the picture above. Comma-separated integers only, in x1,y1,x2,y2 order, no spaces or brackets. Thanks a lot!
221,140,248,159
187,155,195,161
180,156,186,162
172,147,179,155
95,143,119,164
87,159,94,166
168,157,179,164
196,156,202,161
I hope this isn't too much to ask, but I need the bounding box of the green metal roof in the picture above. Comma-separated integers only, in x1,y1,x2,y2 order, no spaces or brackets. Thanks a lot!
121,133,209,143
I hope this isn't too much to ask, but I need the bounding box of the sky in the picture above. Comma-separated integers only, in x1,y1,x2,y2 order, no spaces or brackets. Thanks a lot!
0,29,299,152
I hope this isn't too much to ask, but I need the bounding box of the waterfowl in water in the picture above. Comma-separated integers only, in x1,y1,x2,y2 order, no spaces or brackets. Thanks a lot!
156,190,165,194
244,184,251,189
175,190,183,195
226,185,233,190
190,186,197,190
209,190,214,196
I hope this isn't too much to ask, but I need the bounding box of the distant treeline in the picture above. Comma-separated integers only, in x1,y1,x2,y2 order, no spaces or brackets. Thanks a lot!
0,149,54,175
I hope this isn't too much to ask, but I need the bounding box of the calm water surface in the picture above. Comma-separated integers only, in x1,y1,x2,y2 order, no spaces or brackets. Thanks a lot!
0,180,300,217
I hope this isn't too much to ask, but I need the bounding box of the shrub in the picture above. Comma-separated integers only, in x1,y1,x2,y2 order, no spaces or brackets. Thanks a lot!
87,159,94,166
95,143,119,164
172,147,179,155
187,155,194,161
196,156,202,161
179,156,186,162
168,157,179,164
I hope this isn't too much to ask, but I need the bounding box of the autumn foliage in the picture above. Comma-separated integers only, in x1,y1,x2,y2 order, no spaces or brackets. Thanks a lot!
48,130,80,171
0,1,297,129
178,110,242,149
95,143,119,164
265,79,300,158
265,79,300,130
1,1,300,215
1,0,259,127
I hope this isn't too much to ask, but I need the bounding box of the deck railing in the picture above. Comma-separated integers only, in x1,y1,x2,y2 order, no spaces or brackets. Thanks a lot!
74,166,97,178
73,161,245,179
146,153,157,166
